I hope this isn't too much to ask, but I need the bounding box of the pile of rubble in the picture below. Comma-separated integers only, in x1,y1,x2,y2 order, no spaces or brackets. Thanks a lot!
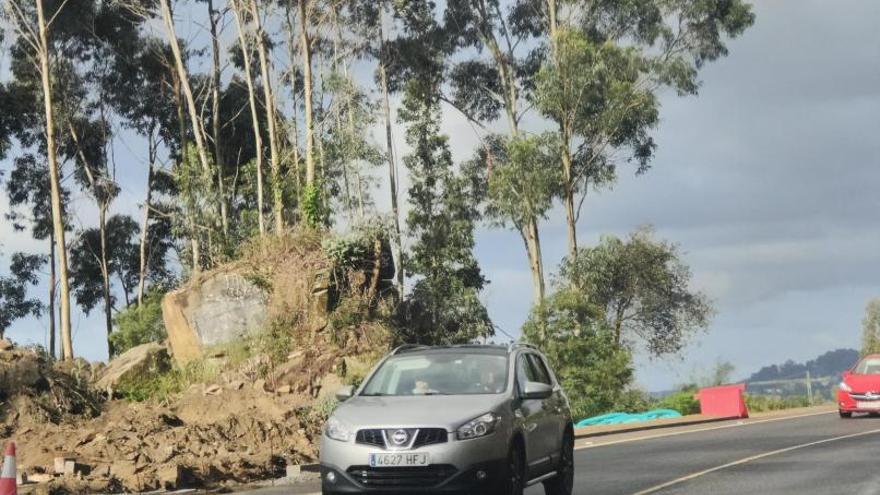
0,340,332,493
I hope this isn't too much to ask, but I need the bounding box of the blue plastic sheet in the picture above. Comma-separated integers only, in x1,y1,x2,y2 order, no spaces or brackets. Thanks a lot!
575,409,682,428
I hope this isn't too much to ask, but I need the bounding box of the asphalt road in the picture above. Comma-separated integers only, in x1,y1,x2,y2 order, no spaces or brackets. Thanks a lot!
248,410,880,495
570,411,880,495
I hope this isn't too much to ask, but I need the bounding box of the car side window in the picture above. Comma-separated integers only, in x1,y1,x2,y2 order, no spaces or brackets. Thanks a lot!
526,354,553,386
516,354,533,389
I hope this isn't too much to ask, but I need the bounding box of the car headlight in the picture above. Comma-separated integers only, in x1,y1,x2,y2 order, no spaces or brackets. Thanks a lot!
457,413,500,440
839,381,853,393
325,417,353,442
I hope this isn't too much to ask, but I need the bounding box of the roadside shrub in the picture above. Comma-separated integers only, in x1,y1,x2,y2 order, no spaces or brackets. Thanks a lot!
116,360,219,403
524,288,635,420
745,394,811,412
110,293,167,357
658,389,701,415
614,389,656,413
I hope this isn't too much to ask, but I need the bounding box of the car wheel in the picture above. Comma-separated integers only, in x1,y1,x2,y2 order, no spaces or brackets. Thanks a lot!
840,410,853,418
543,430,574,495
494,442,525,495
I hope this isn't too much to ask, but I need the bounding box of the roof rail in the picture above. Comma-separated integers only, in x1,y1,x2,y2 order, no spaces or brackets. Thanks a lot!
507,342,540,352
392,344,429,355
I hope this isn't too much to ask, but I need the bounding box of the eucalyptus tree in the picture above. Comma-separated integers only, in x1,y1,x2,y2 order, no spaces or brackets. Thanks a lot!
4,154,71,356
246,0,285,232
392,0,491,344
296,0,317,191
229,0,267,236
0,252,46,339
0,0,95,359
559,227,713,356
528,0,755,259
201,0,230,235
441,0,552,304
104,37,180,305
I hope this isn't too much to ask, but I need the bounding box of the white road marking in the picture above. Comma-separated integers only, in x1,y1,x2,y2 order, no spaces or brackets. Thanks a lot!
630,426,880,495
574,410,835,451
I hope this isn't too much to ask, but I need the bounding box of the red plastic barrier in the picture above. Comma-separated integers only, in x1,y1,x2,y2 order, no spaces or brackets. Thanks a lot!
697,384,749,419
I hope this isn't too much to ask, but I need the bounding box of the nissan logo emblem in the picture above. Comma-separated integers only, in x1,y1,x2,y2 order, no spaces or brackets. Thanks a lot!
391,429,409,446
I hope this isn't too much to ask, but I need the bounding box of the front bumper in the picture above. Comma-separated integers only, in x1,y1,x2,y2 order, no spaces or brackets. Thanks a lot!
320,430,508,494
838,391,880,413
320,459,505,494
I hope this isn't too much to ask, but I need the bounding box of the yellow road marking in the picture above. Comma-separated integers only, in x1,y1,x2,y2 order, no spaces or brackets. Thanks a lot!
630,427,880,495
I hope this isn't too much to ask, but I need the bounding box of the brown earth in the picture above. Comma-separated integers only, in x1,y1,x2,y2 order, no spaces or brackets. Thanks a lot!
1,230,394,494
1,328,382,493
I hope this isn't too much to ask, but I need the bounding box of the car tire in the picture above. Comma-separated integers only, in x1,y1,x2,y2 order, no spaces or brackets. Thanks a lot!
494,442,525,495
543,430,574,495
840,410,852,418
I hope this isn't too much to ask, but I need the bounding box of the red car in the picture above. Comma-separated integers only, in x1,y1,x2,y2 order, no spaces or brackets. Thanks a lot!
838,354,880,418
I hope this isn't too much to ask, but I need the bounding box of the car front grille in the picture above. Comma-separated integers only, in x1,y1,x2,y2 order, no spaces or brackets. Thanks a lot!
356,429,385,447
413,428,448,447
850,392,880,401
347,464,458,488
355,428,449,448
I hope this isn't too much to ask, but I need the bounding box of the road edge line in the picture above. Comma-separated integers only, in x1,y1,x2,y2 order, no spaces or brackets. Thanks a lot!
575,409,835,450
629,427,880,495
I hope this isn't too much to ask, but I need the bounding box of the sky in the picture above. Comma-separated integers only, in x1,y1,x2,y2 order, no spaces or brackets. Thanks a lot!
2,0,880,391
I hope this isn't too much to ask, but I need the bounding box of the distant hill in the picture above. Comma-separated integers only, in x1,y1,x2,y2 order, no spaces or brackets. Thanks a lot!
746,348,859,383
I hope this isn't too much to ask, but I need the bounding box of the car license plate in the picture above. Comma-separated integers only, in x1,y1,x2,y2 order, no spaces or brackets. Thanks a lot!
857,401,880,410
369,453,429,467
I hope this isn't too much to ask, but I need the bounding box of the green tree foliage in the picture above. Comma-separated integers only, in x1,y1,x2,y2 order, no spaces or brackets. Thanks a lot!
394,77,491,345
69,215,143,312
560,227,713,356
109,293,167,357
0,252,45,337
522,287,633,419
861,299,880,356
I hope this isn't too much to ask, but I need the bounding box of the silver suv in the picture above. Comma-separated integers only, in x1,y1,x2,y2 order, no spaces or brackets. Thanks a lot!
320,344,574,495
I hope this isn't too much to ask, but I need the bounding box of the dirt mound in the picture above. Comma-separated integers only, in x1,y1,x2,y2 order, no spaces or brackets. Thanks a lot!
2,229,395,493
0,345,102,434
13,385,319,493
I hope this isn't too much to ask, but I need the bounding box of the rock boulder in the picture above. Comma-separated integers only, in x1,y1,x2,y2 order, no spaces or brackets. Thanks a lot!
96,343,170,391
161,271,269,363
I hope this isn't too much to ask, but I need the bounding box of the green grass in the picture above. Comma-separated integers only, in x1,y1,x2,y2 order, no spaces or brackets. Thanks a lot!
115,360,220,403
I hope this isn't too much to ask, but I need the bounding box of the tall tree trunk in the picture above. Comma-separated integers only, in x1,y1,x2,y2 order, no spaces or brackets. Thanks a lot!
230,0,266,237
36,0,74,360
138,128,157,306
561,131,577,260
159,0,213,177
67,122,114,342
546,0,578,261
284,4,302,213
378,22,404,293
524,218,545,303
249,0,284,233
207,0,229,236
173,74,200,275
48,233,56,359
98,204,113,354
298,0,316,187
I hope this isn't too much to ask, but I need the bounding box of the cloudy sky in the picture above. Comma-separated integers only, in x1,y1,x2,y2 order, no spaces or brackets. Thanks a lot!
2,0,879,391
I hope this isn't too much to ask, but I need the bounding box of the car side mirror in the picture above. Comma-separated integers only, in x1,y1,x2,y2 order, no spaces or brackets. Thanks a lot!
521,381,553,400
335,385,354,402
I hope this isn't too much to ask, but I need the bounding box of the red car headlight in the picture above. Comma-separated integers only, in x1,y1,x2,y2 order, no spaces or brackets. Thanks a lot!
839,381,853,393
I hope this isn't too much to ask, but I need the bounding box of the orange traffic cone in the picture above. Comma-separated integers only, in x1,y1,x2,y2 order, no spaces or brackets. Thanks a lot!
0,442,16,495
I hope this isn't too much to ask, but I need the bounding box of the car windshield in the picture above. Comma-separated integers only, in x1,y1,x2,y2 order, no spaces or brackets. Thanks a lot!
854,358,880,375
360,353,509,396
